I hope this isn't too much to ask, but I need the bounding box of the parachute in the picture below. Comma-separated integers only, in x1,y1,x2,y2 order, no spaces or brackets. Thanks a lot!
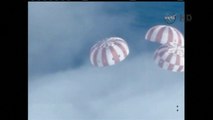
145,25,184,46
90,37,129,67
154,44,184,72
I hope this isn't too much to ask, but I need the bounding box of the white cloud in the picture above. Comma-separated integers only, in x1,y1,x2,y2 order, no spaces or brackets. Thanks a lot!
29,53,184,120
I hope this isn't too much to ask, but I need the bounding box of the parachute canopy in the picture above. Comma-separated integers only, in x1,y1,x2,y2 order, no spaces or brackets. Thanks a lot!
145,25,184,46
154,44,184,72
90,37,129,67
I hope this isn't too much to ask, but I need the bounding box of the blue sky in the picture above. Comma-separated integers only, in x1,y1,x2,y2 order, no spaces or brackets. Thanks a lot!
29,2,184,120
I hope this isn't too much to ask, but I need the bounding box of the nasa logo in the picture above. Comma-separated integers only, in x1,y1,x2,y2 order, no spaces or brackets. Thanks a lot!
164,14,176,24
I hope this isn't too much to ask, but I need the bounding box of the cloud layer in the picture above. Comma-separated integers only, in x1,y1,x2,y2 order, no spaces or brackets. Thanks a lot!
29,53,184,120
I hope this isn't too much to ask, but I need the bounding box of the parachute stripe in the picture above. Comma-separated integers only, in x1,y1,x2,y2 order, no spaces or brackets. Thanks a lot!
176,55,180,65
93,48,99,66
150,26,163,41
173,65,179,71
158,47,167,57
173,27,184,46
113,45,125,61
177,66,183,72
90,48,96,65
97,47,103,67
168,28,173,44
166,53,173,62
145,25,184,47
168,64,174,71
180,57,184,66
114,42,127,57
109,46,120,64
177,30,183,46
102,48,108,66
90,37,129,67
147,28,155,40
170,55,177,64
159,27,168,44
154,45,184,72
106,48,114,65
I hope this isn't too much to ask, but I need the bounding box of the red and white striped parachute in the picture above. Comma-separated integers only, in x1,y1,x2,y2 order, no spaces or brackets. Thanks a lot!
154,44,184,72
90,37,129,67
145,25,184,46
